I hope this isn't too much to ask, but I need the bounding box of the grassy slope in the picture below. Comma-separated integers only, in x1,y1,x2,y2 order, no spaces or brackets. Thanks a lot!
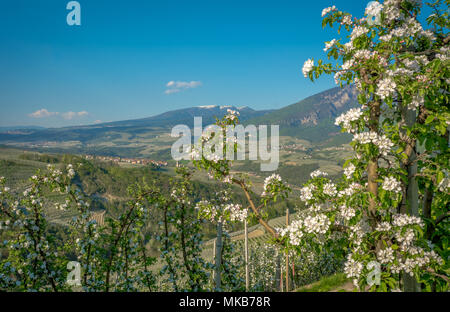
295,273,352,292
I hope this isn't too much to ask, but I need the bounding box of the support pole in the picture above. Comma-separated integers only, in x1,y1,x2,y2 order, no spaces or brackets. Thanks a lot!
244,220,249,291
214,222,223,291
285,208,290,292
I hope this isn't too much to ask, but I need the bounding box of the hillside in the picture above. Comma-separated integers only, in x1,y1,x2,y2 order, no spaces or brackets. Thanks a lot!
246,85,358,142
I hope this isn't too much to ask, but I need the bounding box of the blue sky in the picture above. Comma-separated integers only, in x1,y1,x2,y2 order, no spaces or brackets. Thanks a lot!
0,0,371,127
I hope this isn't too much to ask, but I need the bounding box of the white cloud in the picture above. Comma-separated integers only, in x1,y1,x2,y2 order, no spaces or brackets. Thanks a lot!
28,109,59,118
62,111,89,120
28,109,88,120
165,80,202,94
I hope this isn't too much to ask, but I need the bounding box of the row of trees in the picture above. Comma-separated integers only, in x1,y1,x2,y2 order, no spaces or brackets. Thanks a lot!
1,162,328,292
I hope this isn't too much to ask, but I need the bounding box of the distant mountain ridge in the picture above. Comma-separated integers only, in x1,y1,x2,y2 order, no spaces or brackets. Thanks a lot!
0,86,358,148
99,105,272,128
246,85,358,141
0,105,272,144
0,126,46,133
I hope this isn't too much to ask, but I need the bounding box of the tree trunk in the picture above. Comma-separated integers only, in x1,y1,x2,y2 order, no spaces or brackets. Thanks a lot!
400,106,420,292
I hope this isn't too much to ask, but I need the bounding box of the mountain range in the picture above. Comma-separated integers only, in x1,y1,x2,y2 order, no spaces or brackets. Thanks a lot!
0,85,358,153
247,85,358,141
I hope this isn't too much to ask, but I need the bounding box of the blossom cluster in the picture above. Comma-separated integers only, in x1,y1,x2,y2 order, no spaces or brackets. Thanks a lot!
437,175,450,192
261,174,282,197
302,59,314,78
376,77,397,100
300,185,315,202
321,6,336,17
276,213,331,246
392,213,424,228
261,173,289,201
343,163,356,179
195,197,248,224
381,176,402,193
339,204,356,221
352,131,394,156
323,182,337,197
225,109,240,122
323,39,337,52
310,170,328,179
436,46,449,62
334,108,364,133
365,1,383,18
338,182,362,198
344,254,363,280
350,26,369,42
224,203,248,222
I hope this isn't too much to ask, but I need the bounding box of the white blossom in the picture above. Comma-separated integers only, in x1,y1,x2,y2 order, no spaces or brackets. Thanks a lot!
310,170,328,178
341,15,352,26
344,254,363,279
382,176,402,193
352,132,394,156
344,163,356,179
392,213,424,228
303,214,330,234
377,247,394,264
350,26,369,42
376,77,396,100
261,174,283,197
321,6,336,17
408,94,424,110
300,185,315,202
224,203,248,222
376,221,392,232
339,205,356,221
436,46,449,62
365,1,383,18
335,108,363,132
302,59,314,78
225,109,240,122
323,182,337,197
323,39,337,52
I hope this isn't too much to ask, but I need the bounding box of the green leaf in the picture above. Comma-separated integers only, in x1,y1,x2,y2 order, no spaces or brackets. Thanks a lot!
425,115,435,125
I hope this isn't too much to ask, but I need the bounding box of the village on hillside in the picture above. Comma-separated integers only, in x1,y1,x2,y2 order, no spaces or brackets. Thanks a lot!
84,154,168,168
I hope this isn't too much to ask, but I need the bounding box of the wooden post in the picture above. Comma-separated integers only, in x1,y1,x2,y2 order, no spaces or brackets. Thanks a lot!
214,222,223,291
244,220,249,291
212,237,216,286
280,270,284,292
275,253,281,292
285,208,289,292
